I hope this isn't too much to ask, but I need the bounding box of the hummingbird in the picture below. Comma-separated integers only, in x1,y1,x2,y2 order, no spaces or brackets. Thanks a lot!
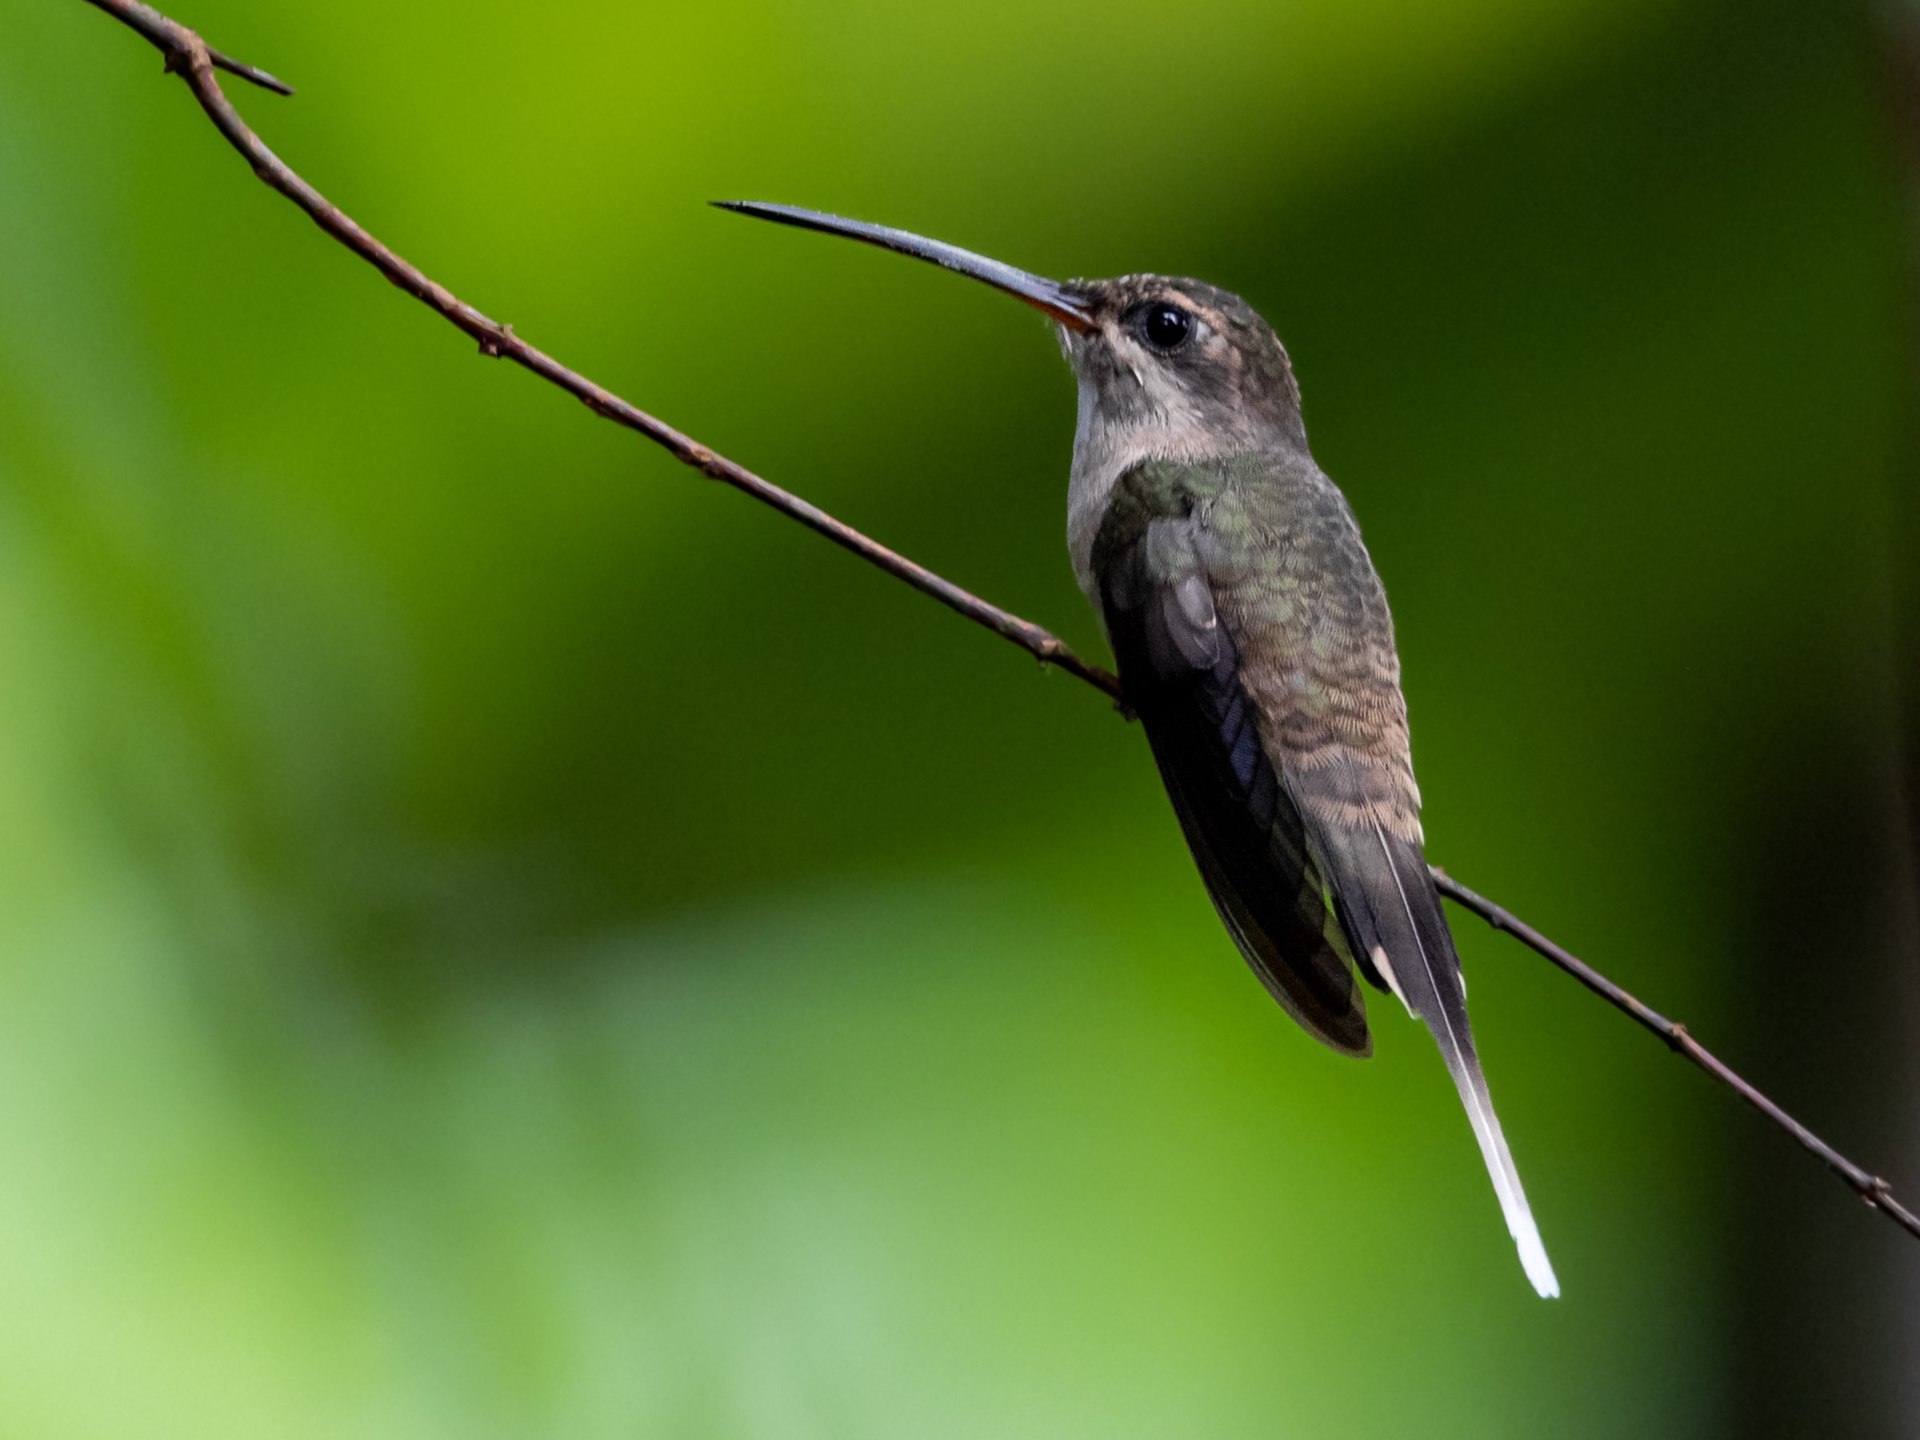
718,201,1559,1298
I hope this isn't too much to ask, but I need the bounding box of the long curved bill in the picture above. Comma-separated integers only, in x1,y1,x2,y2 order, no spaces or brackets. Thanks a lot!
714,201,1094,332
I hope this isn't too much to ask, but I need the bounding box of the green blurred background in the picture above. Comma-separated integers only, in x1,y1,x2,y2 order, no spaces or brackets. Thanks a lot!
3,0,1917,1434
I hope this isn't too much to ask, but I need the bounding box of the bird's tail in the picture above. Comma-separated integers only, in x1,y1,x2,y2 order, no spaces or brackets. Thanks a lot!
1315,816,1559,1298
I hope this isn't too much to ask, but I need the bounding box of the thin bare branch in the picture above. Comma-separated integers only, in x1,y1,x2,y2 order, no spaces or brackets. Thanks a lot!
78,0,1917,1248
1434,871,1920,1240
201,46,294,96
79,0,1122,702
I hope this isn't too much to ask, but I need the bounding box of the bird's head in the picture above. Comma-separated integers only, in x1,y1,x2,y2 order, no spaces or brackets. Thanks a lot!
715,203,1307,459
1053,273,1307,459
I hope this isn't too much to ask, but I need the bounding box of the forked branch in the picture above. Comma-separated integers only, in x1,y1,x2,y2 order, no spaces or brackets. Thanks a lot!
78,0,1920,1245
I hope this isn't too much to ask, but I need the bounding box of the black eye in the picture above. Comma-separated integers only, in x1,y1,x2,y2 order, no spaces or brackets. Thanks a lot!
1140,302,1193,352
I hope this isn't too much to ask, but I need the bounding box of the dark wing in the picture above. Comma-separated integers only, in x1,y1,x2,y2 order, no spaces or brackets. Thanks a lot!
1099,511,1371,1057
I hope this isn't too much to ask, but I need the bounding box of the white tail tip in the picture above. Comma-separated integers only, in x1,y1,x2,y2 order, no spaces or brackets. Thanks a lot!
1452,1061,1560,1298
1512,1214,1560,1299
